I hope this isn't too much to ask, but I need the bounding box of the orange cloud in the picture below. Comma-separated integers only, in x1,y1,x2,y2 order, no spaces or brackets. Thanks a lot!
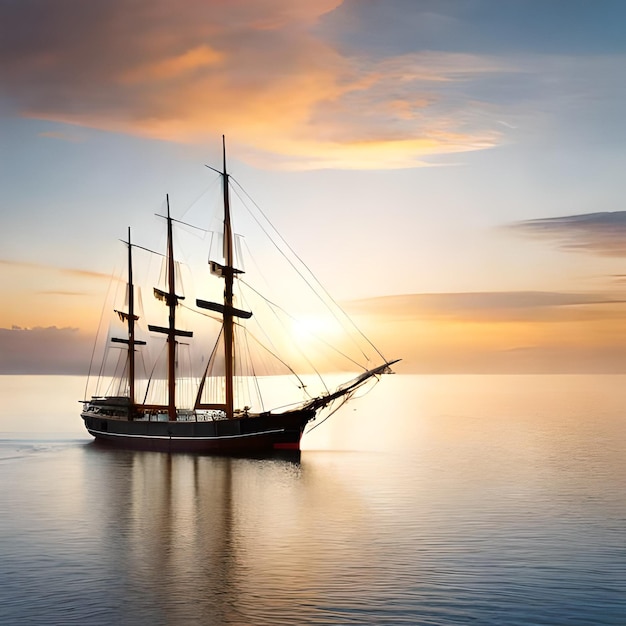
0,260,111,329
121,45,224,83
346,291,626,373
1,0,504,168
0,259,110,281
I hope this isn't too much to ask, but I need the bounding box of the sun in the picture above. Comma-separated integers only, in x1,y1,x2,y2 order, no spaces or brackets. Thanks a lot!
290,314,341,345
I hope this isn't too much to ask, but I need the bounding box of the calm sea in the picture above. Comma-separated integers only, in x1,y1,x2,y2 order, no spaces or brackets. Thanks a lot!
0,374,624,625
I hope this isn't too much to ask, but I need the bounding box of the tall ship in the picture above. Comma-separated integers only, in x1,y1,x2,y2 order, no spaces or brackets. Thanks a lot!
81,138,398,453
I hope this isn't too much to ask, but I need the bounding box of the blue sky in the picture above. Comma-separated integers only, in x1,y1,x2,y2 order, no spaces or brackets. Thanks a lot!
1,0,626,373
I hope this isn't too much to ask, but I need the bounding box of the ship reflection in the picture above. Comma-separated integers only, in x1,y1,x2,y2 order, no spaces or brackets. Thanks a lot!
81,443,385,624
82,444,299,622
130,452,238,624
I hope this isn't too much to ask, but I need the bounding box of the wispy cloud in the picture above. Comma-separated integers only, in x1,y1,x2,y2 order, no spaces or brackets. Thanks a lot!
347,291,626,323
0,259,110,280
0,0,507,168
507,212,626,258
38,130,85,142
345,290,626,373
0,259,112,329
36,291,89,297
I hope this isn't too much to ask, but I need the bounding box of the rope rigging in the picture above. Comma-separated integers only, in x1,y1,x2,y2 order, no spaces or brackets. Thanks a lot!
83,163,395,431
230,175,388,365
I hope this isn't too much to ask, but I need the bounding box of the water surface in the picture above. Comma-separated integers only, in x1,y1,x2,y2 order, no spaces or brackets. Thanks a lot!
0,375,624,624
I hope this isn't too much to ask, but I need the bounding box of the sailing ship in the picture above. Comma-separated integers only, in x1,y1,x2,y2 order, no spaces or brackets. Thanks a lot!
81,138,398,453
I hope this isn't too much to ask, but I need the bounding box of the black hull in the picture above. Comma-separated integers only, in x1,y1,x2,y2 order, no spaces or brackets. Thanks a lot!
81,410,314,454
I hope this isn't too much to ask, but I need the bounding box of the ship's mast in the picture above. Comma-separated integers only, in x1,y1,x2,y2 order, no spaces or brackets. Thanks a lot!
147,195,193,420
222,136,235,419
111,228,146,417
195,137,252,416
165,195,177,420
127,227,137,406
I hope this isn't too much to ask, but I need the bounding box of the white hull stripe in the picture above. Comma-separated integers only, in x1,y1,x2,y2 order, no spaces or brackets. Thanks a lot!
86,427,285,441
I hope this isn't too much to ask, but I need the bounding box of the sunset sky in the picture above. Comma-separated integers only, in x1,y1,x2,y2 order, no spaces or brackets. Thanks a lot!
1,0,626,374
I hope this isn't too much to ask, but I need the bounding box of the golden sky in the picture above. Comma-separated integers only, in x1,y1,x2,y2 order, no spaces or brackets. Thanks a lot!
1,0,626,373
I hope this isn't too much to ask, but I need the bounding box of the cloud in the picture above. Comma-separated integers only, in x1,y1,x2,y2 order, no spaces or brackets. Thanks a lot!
0,0,506,168
347,290,626,323
0,259,114,331
37,130,85,142
507,212,626,258
0,259,110,281
4,290,625,374
37,291,89,297
0,326,93,374
344,290,626,373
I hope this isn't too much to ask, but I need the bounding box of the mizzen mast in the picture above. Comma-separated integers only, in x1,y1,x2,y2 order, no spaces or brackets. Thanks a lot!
148,195,193,420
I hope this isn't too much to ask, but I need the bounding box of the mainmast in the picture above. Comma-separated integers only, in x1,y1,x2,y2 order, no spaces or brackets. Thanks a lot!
165,196,177,420
195,136,252,418
222,137,235,419
127,227,137,406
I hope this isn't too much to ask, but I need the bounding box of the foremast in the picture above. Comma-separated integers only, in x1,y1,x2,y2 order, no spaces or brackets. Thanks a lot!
111,228,146,414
